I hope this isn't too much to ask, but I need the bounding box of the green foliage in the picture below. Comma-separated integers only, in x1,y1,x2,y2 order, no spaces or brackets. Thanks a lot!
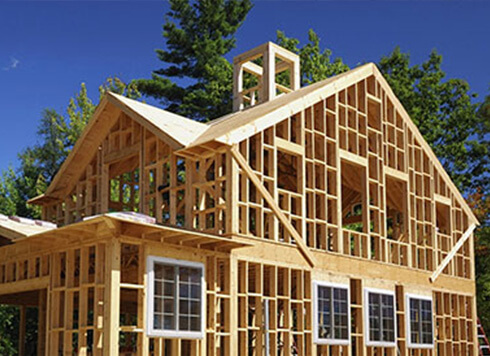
0,306,39,356
65,84,95,150
99,77,142,101
0,305,17,355
0,77,139,219
2,84,95,219
379,48,489,194
470,89,490,329
0,168,20,216
476,224,490,332
276,29,350,86
0,76,140,354
134,0,252,121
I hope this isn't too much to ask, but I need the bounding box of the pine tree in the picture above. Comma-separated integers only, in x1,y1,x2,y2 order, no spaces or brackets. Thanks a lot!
379,48,489,194
276,29,350,85
0,77,140,219
134,0,252,121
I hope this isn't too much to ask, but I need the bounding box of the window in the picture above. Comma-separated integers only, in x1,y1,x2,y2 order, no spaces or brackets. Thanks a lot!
313,282,350,345
147,256,205,338
406,295,433,348
365,289,396,346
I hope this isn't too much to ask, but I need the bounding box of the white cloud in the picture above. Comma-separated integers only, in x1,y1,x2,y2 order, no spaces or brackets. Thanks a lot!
2,57,20,71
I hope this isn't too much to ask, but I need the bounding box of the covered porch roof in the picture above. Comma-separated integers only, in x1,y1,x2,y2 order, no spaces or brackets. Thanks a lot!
3,213,253,257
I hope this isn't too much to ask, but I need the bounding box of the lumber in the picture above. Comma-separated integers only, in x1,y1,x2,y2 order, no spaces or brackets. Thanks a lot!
230,146,316,267
103,239,121,356
0,42,481,356
430,224,476,283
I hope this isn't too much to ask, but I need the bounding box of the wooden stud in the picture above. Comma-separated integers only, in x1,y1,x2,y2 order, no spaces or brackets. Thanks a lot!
103,239,121,356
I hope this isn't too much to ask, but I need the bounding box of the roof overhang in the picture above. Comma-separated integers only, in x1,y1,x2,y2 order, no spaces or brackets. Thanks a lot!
29,92,207,206
11,215,253,253
0,216,55,242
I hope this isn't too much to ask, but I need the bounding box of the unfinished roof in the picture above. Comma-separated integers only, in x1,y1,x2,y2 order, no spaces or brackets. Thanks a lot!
29,93,207,204
0,215,56,241
191,64,374,147
29,62,477,224
106,92,208,147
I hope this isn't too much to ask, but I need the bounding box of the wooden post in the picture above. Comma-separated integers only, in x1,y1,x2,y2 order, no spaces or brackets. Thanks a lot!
137,244,149,356
101,163,109,213
103,238,121,356
19,305,26,356
229,255,238,355
262,44,276,103
37,289,47,356
233,62,244,112
139,130,146,213
226,152,239,235
291,54,300,91
230,146,316,267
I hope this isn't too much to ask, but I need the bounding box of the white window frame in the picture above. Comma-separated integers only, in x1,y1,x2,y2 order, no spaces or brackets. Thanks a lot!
146,256,205,339
406,294,434,349
313,281,351,345
364,287,397,347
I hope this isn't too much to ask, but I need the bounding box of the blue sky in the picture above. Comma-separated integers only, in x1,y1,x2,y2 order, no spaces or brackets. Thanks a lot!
0,1,489,171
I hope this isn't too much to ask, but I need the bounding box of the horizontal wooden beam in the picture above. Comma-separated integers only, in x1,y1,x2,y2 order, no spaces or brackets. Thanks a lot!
434,193,452,206
430,224,476,283
339,149,368,167
0,276,49,296
103,143,139,164
233,43,268,65
385,166,409,182
276,137,304,156
242,61,292,78
230,146,316,267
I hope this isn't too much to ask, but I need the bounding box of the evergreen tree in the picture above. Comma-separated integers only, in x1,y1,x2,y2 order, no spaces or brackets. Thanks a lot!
276,29,350,86
0,77,140,219
379,48,489,195
473,89,490,332
134,0,252,121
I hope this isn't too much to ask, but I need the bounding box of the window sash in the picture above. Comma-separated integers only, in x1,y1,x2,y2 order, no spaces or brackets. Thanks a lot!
365,289,396,346
314,282,350,345
147,256,204,338
407,295,434,348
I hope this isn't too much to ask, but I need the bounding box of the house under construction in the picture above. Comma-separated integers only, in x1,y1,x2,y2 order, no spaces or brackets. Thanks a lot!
0,42,480,356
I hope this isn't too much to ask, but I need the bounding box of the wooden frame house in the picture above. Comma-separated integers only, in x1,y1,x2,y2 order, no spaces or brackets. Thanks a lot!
0,42,480,356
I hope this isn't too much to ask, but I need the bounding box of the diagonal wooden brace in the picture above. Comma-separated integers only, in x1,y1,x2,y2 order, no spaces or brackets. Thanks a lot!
430,223,476,283
230,146,316,267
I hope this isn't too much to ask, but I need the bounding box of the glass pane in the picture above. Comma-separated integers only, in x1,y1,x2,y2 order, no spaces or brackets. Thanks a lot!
368,293,381,342
409,297,433,345
317,286,332,339
152,261,203,334
369,292,395,342
153,263,176,331
331,287,349,341
178,266,202,332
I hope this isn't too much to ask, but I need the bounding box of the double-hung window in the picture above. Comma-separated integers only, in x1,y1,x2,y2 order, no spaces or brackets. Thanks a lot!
313,282,350,344
406,295,434,348
147,256,205,338
365,289,396,346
